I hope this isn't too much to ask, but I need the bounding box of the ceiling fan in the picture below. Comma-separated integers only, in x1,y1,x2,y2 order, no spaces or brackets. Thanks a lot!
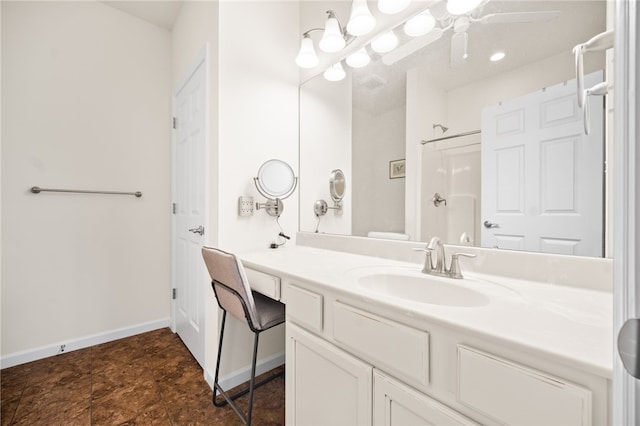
382,1,561,68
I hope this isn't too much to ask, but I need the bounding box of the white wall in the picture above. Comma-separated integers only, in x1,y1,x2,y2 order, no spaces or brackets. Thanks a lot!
218,1,299,254
406,71,447,242
1,1,172,359
353,105,406,237
216,0,299,375
300,74,352,235
172,0,299,382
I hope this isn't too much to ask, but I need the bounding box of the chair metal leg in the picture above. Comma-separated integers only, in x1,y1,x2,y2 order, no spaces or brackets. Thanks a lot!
212,310,284,426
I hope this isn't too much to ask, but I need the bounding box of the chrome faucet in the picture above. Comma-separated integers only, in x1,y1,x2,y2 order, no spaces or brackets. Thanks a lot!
414,236,476,279
427,236,446,274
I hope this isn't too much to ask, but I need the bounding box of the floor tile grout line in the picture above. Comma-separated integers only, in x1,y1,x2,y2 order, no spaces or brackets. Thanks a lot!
90,346,94,426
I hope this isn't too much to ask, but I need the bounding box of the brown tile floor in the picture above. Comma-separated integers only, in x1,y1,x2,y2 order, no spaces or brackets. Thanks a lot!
0,328,285,425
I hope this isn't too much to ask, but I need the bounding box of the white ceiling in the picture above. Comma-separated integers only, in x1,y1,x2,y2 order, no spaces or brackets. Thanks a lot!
100,1,184,30
353,0,607,115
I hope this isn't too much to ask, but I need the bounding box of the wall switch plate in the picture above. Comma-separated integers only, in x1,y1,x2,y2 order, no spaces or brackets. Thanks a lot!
238,196,254,216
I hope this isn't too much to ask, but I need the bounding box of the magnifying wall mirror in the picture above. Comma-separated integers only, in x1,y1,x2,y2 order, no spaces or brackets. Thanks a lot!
329,169,346,204
254,159,297,217
254,159,297,200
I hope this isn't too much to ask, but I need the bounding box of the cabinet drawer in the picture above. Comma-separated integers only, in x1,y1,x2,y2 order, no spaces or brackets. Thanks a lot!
286,284,323,333
457,345,592,425
332,302,429,386
245,268,280,300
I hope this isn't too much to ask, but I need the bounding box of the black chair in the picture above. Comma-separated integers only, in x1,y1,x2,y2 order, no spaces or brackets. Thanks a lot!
201,246,285,425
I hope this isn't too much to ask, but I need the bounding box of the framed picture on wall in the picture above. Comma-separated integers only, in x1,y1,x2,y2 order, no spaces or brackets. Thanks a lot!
389,159,405,179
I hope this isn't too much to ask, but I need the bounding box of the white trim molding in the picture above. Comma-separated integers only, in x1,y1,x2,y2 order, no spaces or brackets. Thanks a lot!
0,318,171,369
204,351,285,391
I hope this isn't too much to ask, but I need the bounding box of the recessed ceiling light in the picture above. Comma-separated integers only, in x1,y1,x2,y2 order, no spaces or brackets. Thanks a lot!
490,51,505,62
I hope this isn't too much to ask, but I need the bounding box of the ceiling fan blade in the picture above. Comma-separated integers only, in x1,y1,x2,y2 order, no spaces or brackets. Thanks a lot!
382,28,444,66
479,10,560,24
450,31,468,68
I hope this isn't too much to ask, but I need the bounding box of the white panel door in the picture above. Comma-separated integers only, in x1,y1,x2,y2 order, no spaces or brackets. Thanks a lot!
173,60,207,367
286,323,372,426
481,71,604,256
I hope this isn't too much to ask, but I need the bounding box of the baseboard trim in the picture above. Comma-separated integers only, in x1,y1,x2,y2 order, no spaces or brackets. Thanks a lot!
204,351,285,390
1,318,171,369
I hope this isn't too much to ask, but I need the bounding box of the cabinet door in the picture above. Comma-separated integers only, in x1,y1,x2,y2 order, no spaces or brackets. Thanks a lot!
287,323,372,426
374,371,478,426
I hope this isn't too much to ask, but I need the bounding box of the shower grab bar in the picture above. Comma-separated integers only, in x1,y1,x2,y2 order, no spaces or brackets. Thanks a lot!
30,186,142,198
421,129,481,145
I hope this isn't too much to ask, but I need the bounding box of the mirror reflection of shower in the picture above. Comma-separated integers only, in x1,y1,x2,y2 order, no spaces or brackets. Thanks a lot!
433,123,449,134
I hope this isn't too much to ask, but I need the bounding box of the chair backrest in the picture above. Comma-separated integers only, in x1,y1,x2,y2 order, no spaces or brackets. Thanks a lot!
201,246,260,330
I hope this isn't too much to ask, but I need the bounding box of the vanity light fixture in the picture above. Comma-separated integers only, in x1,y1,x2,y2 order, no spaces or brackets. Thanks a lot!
347,0,376,36
378,0,411,15
346,47,371,68
319,10,347,53
446,0,484,16
490,51,505,62
404,9,436,37
371,30,399,53
324,62,346,81
295,34,320,68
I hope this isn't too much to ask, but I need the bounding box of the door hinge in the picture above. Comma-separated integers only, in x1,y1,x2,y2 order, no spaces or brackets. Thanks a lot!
172,117,177,129
172,288,177,300
172,203,177,214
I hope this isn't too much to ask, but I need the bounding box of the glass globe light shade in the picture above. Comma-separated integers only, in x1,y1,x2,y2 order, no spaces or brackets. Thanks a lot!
319,13,346,53
346,47,371,68
347,0,376,36
370,30,398,53
404,10,436,37
295,36,319,68
324,62,346,82
446,0,484,16
378,0,411,15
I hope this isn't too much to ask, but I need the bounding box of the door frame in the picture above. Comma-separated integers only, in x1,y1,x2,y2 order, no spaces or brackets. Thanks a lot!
170,45,211,335
613,0,639,424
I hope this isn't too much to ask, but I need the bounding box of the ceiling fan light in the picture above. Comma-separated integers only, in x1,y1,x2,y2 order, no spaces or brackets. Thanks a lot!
404,10,436,37
347,0,377,36
319,12,346,53
346,47,371,68
378,0,411,15
371,30,398,53
446,0,484,16
490,51,505,62
295,35,319,68
324,62,346,82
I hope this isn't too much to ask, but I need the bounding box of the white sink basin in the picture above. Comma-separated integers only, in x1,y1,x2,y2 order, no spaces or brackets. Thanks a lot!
357,273,490,307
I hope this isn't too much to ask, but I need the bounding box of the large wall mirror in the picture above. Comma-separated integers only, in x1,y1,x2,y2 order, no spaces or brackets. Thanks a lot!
300,0,612,258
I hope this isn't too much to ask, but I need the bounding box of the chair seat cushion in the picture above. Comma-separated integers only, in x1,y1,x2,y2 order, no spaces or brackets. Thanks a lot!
252,291,286,331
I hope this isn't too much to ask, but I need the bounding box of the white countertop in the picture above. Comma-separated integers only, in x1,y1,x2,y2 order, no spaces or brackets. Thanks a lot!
240,245,613,379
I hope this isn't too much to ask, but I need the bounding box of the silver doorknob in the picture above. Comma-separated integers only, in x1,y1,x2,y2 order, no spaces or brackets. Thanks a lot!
189,225,205,236
483,220,499,228
618,318,640,379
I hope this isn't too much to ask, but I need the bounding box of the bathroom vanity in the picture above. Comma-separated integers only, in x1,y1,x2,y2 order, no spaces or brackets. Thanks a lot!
240,244,612,426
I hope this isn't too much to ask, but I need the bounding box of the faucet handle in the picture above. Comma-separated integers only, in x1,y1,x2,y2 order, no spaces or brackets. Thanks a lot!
449,253,476,279
413,247,434,273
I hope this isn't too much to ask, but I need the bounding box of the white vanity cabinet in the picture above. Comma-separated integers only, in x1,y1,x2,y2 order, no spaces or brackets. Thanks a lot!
373,370,478,426
244,267,281,300
286,323,372,426
240,259,610,426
